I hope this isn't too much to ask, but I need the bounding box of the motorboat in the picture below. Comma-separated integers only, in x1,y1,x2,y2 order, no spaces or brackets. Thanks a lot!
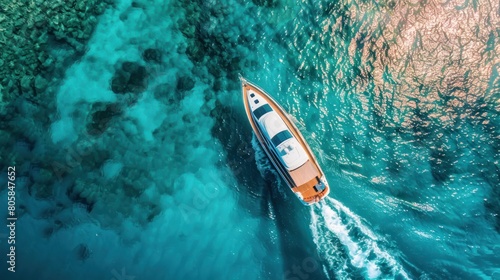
240,76,330,205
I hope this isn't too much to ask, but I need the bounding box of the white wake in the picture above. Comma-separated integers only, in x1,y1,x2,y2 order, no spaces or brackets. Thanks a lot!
310,197,411,279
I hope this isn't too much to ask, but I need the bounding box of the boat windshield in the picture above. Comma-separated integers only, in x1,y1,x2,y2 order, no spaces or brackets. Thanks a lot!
271,130,293,146
253,104,273,119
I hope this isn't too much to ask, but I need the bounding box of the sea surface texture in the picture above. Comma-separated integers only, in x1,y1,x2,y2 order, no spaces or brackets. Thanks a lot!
0,0,499,279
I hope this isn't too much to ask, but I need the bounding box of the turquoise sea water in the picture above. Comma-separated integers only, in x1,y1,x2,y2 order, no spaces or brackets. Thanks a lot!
1,0,499,279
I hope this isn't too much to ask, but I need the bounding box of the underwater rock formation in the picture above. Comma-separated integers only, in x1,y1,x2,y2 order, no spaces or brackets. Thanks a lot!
0,0,114,101
176,76,195,92
142,48,162,63
74,243,92,261
111,61,148,94
86,102,123,135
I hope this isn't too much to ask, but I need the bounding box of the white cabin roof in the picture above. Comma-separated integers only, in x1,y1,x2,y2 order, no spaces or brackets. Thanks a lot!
258,108,308,170
261,113,287,139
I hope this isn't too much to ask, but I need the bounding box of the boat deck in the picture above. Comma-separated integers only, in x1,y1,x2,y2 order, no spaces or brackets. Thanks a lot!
242,80,326,203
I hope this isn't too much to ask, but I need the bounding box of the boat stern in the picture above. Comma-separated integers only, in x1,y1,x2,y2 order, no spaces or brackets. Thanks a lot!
297,176,330,205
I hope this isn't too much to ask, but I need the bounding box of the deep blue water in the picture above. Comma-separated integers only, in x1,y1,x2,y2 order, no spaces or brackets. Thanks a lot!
1,0,499,279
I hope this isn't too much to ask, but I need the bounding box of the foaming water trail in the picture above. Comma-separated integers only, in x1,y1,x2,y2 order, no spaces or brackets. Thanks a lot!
310,197,412,279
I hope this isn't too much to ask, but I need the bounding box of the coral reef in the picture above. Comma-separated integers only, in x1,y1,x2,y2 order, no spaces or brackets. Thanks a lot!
176,0,257,87
0,0,114,101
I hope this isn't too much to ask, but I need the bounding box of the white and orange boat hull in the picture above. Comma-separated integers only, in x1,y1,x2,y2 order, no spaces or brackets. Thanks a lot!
241,77,330,205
